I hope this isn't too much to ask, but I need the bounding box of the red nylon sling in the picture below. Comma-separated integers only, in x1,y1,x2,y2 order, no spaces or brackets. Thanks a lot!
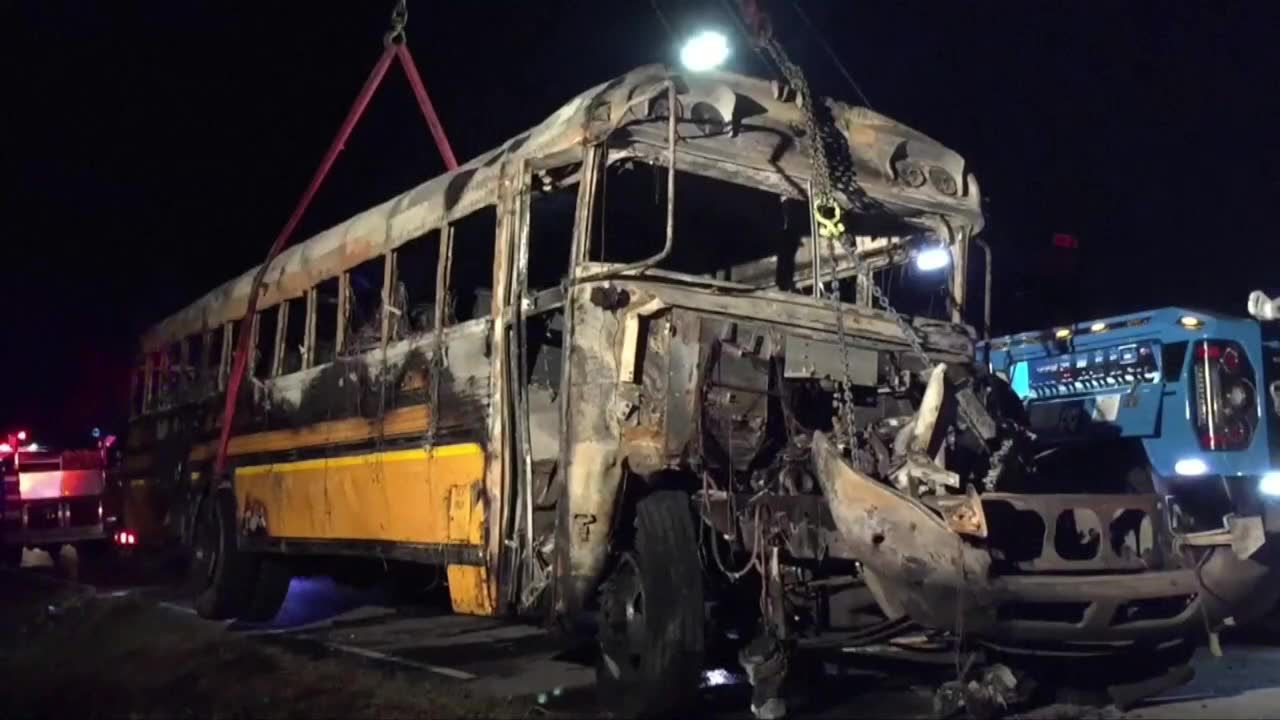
215,5,458,475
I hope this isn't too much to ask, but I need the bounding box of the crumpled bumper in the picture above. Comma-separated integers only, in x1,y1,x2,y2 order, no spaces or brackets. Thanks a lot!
812,431,1280,645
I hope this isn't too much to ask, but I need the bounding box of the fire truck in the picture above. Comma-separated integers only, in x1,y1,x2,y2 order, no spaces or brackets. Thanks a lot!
0,431,123,568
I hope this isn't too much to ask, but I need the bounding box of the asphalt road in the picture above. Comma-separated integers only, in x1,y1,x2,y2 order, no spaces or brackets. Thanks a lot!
19,546,1280,719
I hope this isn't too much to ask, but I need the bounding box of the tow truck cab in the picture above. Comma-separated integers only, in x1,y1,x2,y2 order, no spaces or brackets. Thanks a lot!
0,436,122,566
983,307,1280,571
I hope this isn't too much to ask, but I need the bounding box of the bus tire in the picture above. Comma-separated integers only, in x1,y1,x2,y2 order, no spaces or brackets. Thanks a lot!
596,490,704,718
190,488,256,620
242,557,292,622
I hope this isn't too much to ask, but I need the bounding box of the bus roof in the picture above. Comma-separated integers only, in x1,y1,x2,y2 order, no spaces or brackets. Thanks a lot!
141,64,983,352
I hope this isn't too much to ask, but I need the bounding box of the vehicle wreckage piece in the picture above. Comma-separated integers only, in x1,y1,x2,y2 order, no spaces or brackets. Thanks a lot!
892,363,961,495
812,430,1280,643
932,664,1029,720
813,430,994,631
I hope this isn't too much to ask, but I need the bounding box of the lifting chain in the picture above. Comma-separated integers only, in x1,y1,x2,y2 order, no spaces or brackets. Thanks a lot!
756,34,933,447
754,33,992,457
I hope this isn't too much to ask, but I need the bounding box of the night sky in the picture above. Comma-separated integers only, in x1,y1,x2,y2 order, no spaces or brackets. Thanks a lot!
5,1,1278,444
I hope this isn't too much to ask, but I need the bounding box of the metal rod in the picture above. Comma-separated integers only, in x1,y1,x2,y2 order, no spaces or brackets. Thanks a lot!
337,272,350,355
303,288,317,370
272,302,287,378
975,235,993,339
808,179,821,297
381,250,396,349
220,321,233,391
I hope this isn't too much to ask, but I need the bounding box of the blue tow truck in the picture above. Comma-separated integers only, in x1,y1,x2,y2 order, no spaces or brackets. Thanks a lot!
981,298,1280,628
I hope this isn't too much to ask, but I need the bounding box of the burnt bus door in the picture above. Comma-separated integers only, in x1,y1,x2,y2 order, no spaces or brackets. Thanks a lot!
505,158,582,613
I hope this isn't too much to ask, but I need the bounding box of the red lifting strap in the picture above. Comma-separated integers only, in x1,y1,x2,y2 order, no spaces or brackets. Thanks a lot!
215,39,458,475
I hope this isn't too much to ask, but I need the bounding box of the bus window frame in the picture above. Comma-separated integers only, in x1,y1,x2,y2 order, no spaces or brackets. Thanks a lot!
303,287,317,370
219,320,235,392
271,302,288,378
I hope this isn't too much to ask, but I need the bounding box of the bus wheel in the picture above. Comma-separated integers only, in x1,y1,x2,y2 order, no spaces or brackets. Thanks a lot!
596,491,704,718
189,488,256,620
242,557,292,622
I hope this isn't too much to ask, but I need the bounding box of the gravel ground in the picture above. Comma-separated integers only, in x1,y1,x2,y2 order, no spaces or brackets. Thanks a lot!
0,569,526,719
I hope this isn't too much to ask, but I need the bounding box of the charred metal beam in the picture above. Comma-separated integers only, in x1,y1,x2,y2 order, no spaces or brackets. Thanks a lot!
240,536,485,566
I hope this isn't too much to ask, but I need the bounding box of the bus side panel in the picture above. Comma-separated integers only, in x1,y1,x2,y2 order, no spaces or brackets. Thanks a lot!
446,481,494,615
234,443,495,615
234,444,482,542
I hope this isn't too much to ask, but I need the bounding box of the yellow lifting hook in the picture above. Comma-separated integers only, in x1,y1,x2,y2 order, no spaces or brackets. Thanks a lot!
813,196,845,239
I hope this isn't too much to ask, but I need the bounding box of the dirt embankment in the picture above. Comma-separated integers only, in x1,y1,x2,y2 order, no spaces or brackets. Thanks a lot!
0,574,523,719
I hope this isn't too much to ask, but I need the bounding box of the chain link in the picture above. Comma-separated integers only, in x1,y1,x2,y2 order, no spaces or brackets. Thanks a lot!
385,0,408,46
980,437,1013,491
759,34,995,466
759,36,936,445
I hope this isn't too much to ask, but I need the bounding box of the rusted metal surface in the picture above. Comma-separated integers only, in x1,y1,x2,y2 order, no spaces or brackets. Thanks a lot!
811,430,992,612
697,491,858,562
141,65,981,352
980,491,1163,573
810,429,1280,644
937,487,988,538
555,286,626,617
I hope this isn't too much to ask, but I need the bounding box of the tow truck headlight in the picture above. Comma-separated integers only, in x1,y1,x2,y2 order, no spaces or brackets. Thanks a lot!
1175,458,1209,476
1260,472,1280,498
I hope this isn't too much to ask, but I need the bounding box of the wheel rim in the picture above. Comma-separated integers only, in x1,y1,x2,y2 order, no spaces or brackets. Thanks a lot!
600,554,647,680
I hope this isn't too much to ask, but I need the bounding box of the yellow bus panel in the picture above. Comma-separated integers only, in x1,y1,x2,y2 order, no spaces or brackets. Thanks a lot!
234,443,494,615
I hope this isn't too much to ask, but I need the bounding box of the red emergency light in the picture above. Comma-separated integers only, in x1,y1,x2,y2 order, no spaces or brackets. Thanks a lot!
1052,233,1079,249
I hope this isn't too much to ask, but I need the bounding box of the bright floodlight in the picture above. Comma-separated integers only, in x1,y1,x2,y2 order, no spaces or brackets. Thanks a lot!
914,247,951,272
1260,472,1280,497
681,30,730,72
1174,458,1209,477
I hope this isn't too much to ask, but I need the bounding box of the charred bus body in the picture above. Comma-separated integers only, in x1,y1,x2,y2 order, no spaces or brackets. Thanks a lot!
120,65,1276,714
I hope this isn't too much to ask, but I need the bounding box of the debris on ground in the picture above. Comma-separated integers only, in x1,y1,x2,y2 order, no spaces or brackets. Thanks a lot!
933,663,1034,719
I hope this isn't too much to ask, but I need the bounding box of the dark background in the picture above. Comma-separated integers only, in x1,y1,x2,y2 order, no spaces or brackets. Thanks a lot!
4,1,1277,445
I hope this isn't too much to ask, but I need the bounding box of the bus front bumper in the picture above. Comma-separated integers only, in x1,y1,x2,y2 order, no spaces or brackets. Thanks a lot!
812,432,1280,648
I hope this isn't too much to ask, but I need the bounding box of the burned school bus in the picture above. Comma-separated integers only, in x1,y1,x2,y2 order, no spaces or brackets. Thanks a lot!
121,63,1277,715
